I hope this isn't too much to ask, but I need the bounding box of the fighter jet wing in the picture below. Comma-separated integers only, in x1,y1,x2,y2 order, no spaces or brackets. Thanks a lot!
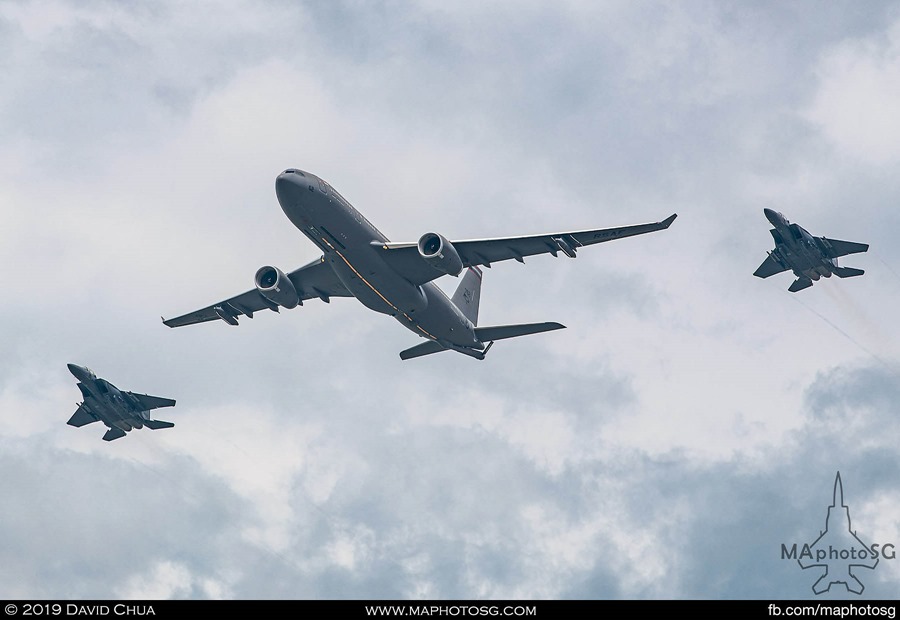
126,392,176,410
818,237,869,259
67,405,99,427
163,257,352,328
379,214,677,286
753,253,789,279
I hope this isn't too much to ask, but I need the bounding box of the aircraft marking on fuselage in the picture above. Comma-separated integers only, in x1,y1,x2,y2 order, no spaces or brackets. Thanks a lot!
319,236,440,341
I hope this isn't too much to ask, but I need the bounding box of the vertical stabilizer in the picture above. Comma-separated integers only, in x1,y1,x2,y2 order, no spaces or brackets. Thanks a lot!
451,266,482,326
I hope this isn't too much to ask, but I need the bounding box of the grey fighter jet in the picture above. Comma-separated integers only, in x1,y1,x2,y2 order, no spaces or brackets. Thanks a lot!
163,169,676,360
66,364,175,441
753,209,868,292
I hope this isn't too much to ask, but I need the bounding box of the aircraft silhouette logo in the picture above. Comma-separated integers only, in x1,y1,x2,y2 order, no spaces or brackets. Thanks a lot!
796,472,878,595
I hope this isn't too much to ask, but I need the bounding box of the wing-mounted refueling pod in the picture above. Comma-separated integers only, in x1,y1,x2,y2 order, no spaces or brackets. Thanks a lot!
550,235,581,258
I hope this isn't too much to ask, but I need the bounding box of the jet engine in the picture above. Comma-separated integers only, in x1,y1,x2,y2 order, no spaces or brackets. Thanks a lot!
255,266,301,309
417,232,463,276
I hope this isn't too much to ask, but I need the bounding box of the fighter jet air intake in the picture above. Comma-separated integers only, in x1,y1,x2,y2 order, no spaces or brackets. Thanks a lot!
163,169,677,360
753,209,869,292
67,364,176,441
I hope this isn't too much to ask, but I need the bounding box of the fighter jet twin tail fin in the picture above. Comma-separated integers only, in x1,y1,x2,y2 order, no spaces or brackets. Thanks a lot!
399,266,565,360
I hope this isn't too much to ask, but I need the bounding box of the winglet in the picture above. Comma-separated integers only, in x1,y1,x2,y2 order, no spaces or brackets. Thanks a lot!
660,213,677,228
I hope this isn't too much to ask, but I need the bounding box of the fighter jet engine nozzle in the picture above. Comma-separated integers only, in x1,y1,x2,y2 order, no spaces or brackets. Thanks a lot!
417,232,463,276
254,266,301,309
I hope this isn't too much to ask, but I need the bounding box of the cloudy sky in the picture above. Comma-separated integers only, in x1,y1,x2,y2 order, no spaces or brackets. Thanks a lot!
2,0,900,601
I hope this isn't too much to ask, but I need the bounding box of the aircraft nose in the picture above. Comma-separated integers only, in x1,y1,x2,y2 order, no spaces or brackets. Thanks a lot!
275,169,308,206
67,364,90,381
764,208,785,226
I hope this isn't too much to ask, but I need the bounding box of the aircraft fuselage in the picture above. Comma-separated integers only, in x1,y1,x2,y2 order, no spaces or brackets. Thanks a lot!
274,169,482,350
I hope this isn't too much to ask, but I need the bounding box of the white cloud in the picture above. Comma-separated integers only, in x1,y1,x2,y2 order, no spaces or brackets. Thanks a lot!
117,560,232,599
806,18,900,166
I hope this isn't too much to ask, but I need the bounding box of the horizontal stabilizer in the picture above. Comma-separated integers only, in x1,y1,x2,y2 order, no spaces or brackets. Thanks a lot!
127,392,176,410
474,322,566,342
833,266,865,278
788,277,814,293
399,340,448,360
144,419,175,430
67,406,98,428
103,427,127,441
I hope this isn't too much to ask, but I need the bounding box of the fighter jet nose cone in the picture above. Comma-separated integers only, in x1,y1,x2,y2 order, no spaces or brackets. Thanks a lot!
67,364,89,381
764,208,785,225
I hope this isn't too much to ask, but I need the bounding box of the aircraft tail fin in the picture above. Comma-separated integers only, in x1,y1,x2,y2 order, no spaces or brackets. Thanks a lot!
474,322,566,342
144,419,175,430
450,266,482,326
67,405,97,428
399,340,447,360
833,266,865,278
788,277,814,292
102,427,127,441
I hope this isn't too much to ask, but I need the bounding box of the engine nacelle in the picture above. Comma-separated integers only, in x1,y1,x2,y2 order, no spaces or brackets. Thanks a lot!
417,232,463,276
255,266,301,309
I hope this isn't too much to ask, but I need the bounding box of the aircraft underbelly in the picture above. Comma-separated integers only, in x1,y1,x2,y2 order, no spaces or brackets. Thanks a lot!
107,408,135,431
397,282,480,347
85,398,115,426
779,238,842,284
326,251,477,346
88,395,139,431
326,250,427,317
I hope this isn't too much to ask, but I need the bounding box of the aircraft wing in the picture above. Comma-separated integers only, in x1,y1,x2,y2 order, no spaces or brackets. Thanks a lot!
818,237,869,259
753,253,789,279
163,257,352,328
126,392,176,411
379,214,677,286
67,405,99,427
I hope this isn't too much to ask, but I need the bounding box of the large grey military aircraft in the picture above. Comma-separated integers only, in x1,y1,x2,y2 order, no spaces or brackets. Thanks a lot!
163,169,677,360
753,208,868,292
67,364,176,441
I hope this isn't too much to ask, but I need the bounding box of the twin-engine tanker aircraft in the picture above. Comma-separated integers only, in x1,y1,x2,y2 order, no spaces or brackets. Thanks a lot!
163,169,677,360
753,209,868,292
67,364,176,441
